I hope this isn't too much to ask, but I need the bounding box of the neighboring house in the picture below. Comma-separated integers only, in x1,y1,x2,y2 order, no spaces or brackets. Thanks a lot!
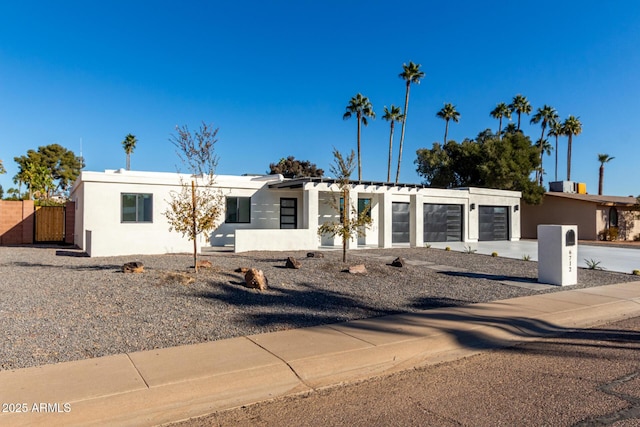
70,169,522,257
521,192,640,241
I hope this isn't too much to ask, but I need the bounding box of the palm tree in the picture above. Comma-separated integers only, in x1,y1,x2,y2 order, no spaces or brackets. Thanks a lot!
536,138,553,186
502,123,518,136
548,120,563,181
382,105,404,182
396,61,425,183
530,105,559,183
597,153,614,195
562,115,582,181
122,134,138,171
509,94,532,130
436,103,460,145
490,102,511,138
343,94,375,181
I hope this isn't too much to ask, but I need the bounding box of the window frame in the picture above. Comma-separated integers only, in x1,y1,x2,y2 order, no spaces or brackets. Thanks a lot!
225,196,251,224
121,193,153,223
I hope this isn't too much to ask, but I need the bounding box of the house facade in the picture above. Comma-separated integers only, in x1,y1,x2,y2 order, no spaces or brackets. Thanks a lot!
70,169,522,257
521,192,640,241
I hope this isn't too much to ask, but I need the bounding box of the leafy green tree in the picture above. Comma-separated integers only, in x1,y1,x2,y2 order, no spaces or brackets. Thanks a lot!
509,94,532,130
268,156,324,178
562,115,582,181
436,103,460,145
597,153,614,195
548,119,564,181
318,148,372,263
415,130,544,204
530,105,559,183
343,93,375,181
164,122,224,272
490,102,511,138
122,134,137,171
13,144,83,199
382,105,404,182
0,159,5,175
396,61,425,184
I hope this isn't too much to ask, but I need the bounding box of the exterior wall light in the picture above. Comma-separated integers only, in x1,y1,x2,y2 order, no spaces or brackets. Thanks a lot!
470,203,476,211
514,205,519,212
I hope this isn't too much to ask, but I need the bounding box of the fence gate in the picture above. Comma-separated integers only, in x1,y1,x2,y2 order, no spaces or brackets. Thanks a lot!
35,206,65,242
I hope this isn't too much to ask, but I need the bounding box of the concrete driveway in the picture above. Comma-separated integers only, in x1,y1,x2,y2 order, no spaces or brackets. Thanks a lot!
426,240,639,274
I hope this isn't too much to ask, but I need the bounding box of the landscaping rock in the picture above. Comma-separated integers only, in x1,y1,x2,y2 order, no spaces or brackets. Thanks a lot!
196,260,213,269
391,257,405,267
245,268,268,290
307,252,325,258
285,257,301,269
348,264,367,274
122,262,144,273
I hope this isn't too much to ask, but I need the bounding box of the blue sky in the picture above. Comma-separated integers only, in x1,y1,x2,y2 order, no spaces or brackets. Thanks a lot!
1,1,639,197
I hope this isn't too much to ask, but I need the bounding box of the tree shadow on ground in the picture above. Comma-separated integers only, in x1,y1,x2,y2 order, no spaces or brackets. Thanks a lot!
193,280,398,330
439,270,536,283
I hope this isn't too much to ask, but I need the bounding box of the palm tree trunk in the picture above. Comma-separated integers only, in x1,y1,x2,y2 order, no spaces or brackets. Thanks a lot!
498,117,502,139
598,165,604,195
126,153,131,171
554,136,559,182
443,119,449,145
517,113,521,130
357,112,362,181
535,125,545,183
387,121,395,182
396,82,411,184
567,135,573,181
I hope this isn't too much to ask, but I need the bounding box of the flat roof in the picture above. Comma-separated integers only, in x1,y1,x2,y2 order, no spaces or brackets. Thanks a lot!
545,192,638,206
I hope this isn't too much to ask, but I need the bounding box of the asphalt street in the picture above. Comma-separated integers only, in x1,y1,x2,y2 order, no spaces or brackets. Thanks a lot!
172,316,640,427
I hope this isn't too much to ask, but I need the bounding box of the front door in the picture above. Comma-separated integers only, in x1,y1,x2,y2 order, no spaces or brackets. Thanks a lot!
280,198,297,229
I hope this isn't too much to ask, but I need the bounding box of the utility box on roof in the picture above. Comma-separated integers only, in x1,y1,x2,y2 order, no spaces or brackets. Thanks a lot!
537,225,578,286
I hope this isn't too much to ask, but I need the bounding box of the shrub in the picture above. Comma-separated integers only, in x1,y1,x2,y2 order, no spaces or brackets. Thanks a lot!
632,269,640,276
522,254,531,261
445,246,451,251
463,246,477,254
491,252,498,257
585,258,604,270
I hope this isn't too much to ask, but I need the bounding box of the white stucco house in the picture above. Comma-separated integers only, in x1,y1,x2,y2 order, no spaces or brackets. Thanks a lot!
69,169,522,257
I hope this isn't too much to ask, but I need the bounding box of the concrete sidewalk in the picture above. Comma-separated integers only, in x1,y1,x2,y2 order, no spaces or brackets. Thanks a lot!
1,281,639,427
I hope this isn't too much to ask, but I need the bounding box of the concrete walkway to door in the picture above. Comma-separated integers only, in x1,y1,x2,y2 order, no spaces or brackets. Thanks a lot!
426,240,640,275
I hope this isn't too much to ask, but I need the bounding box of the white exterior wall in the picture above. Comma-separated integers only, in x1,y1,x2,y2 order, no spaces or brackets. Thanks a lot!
468,187,522,241
70,169,522,256
70,170,285,257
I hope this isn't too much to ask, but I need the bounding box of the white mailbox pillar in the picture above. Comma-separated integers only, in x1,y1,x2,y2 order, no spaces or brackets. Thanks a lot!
537,225,578,286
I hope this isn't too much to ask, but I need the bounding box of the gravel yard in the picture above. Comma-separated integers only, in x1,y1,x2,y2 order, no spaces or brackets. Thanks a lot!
1,245,637,371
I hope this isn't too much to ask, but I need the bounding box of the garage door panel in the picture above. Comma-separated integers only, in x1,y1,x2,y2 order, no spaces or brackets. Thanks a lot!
392,202,410,243
479,206,509,241
424,204,462,242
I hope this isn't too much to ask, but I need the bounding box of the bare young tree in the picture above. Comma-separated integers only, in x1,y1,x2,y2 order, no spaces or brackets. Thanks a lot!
164,122,224,272
318,148,372,263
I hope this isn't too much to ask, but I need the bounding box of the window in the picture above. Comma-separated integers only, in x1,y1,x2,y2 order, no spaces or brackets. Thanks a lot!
339,198,371,221
121,193,153,223
226,197,251,223
609,207,619,228
358,198,372,218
